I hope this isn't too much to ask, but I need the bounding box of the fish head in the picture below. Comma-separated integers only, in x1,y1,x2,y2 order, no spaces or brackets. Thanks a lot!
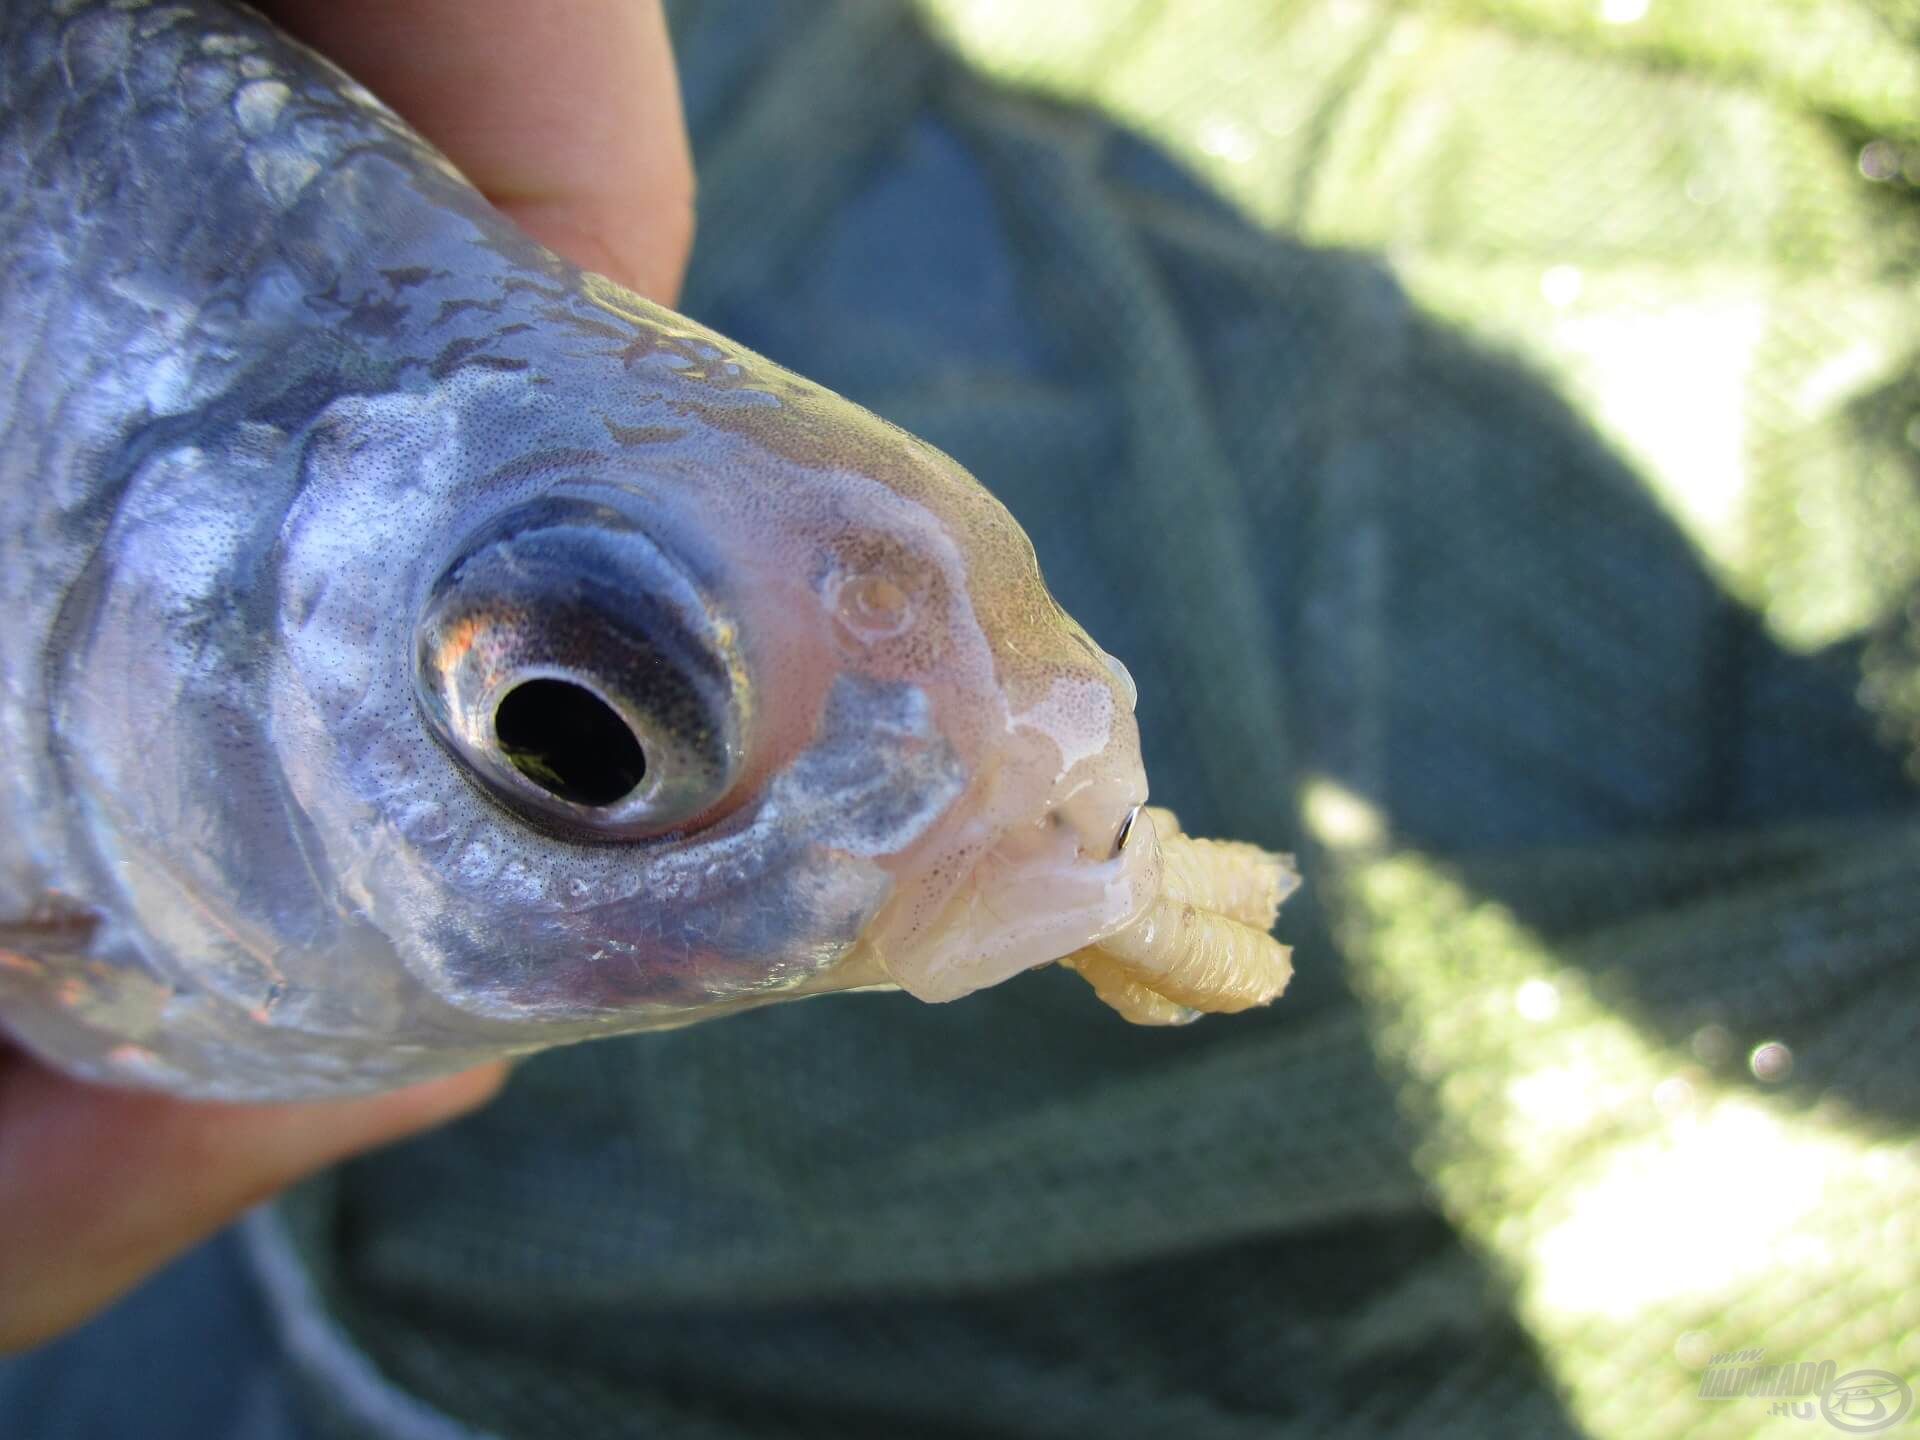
276,280,1156,1034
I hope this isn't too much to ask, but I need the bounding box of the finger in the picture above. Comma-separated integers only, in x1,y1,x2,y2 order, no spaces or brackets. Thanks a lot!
259,0,695,305
0,1048,505,1352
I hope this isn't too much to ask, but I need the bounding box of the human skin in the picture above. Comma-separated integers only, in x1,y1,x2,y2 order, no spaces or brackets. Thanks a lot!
0,0,694,1352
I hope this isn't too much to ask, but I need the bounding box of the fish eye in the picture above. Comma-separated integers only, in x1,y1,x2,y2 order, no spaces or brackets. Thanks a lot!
493,677,648,808
412,497,749,839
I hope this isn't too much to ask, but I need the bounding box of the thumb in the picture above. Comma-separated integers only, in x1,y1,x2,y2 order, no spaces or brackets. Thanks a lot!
261,0,697,305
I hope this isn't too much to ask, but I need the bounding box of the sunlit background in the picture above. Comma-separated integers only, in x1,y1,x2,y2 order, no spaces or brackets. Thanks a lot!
915,3,1919,1436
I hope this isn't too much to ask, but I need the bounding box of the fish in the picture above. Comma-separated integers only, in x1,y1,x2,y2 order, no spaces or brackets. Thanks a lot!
0,0,1294,1100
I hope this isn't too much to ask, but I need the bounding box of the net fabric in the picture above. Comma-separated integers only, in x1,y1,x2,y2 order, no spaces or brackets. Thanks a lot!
6,0,1917,1436
924,0,1920,663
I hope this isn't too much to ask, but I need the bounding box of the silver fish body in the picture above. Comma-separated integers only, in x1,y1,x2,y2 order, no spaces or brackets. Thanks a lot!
0,0,1156,1097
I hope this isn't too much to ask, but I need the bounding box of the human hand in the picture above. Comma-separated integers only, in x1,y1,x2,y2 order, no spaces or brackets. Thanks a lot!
0,0,694,1352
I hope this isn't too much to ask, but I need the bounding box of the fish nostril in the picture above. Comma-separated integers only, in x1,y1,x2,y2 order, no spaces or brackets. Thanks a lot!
1111,803,1143,858
493,678,647,808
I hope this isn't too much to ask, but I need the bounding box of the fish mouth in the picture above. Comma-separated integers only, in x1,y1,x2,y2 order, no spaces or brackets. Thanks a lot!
871,770,1161,1004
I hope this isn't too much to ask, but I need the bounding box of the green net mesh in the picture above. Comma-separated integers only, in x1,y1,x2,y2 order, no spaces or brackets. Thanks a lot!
923,0,1920,655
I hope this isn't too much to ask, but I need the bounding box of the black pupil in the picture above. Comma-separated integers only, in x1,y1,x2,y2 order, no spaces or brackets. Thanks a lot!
494,679,646,807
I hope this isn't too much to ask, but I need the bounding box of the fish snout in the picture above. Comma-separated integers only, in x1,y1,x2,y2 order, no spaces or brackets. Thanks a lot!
873,727,1160,1004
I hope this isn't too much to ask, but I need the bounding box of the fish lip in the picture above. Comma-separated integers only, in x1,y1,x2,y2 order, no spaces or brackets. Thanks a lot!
866,770,1158,1005
851,638,1152,1003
